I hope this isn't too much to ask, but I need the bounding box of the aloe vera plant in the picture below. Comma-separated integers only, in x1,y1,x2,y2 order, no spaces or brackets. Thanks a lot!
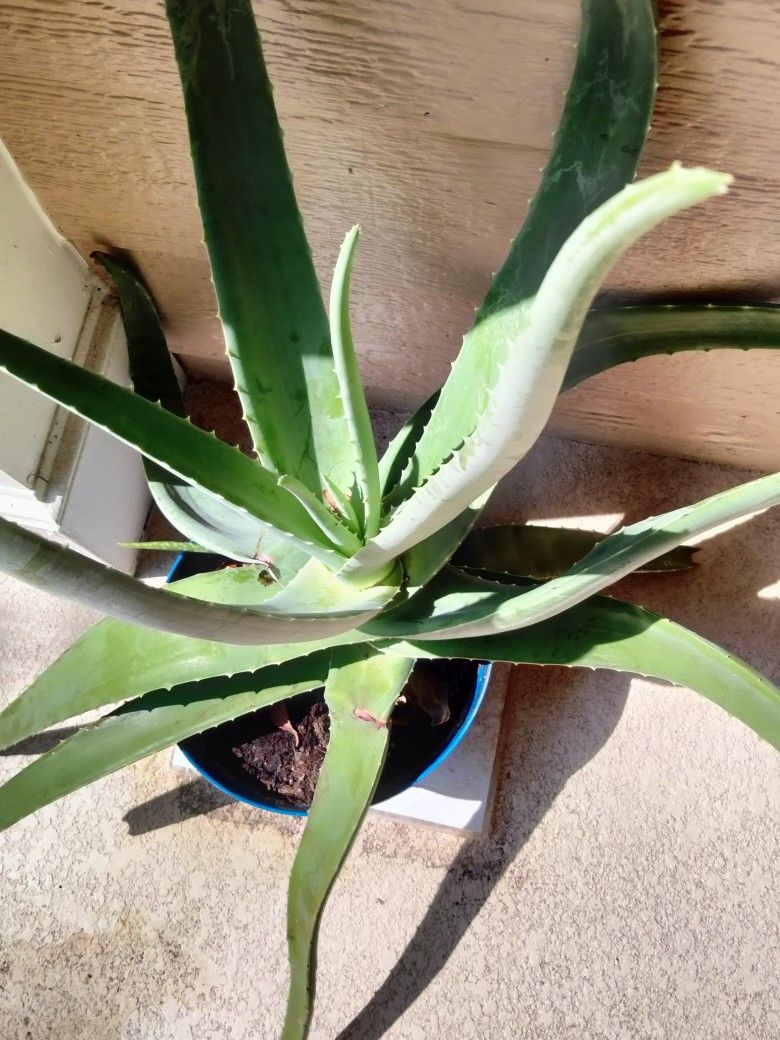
0,1,778,1036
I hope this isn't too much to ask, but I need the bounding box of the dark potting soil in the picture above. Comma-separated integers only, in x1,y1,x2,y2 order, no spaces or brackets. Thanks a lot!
233,700,330,806
181,658,479,811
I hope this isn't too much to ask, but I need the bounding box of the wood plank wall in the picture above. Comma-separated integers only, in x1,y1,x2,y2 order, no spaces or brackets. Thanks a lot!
1,0,778,469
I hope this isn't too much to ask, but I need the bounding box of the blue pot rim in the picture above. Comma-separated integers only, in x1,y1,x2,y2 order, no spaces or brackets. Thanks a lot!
168,552,492,816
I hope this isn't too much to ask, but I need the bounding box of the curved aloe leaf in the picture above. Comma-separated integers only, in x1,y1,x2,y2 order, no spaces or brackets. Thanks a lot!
121,540,208,553
322,476,361,537
373,0,658,588
380,302,780,506
565,303,780,389
0,328,347,568
94,252,281,566
93,251,186,416
348,166,731,579
380,0,658,509
0,516,382,644
391,489,493,598
454,524,697,579
284,648,413,1040
376,596,780,751
148,480,261,565
278,476,361,556
151,477,313,573
165,0,359,500
379,392,439,502
366,472,780,640
329,227,381,538
0,568,372,753
261,559,400,618
0,652,334,831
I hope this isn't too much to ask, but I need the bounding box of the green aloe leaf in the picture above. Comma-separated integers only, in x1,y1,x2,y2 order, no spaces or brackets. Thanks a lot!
381,303,780,508
565,303,780,389
329,227,381,539
165,0,360,500
394,490,494,597
94,252,283,567
379,393,438,502
454,524,697,579
0,652,334,831
366,471,780,640
277,476,361,556
390,299,780,503
348,166,731,580
379,0,658,510
93,251,186,416
260,558,400,619
151,477,313,573
0,328,347,568
376,595,780,751
322,476,361,537
374,0,658,586
283,648,413,1040
0,568,372,753
120,540,208,553
0,517,383,644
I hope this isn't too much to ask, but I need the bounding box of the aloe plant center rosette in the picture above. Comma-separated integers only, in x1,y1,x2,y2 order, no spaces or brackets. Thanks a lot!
0,2,778,1038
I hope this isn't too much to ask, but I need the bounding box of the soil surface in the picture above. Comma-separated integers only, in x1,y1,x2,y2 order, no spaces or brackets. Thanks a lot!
223,660,474,809
233,701,330,806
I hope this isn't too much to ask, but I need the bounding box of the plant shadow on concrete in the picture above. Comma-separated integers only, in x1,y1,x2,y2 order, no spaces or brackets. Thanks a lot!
123,777,234,837
337,670,630,1039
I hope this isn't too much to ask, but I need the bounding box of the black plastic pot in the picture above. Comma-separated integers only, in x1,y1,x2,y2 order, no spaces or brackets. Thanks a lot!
169,552,491,817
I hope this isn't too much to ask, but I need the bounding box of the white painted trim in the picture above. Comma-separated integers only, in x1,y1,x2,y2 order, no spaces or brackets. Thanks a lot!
0,139,150,572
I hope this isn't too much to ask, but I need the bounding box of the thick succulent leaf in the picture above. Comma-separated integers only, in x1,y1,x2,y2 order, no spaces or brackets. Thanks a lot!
366,472,780,640
374,0,658,584
0,516,382,645
381,0,657,509
0,568,373,753
376,597,780,751
391,490,493,598
479,0,657,316
565,303,780,389
329,227,381,538
454,524,696,579
93,252,286,567
380,302,780,509
389,301,780,503
277,476,361,555
322,476,361,537
0,652,334,831
150,477,313,573
379,392,439,502
121,540,208,553
165,0,359,499
92,251,186,416
284,648,413,1040
0,327,348,568
259,558,400,618
161,566,285,607
148,480,261,565
347,166,730,579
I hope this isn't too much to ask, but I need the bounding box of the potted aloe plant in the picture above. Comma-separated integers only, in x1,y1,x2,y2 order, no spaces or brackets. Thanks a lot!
0,1,778,1037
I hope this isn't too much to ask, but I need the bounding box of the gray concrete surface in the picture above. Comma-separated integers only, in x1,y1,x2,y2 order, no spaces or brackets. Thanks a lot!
0,431,778,1040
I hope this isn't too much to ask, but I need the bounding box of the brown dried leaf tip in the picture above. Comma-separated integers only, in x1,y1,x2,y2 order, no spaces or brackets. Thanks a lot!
322,488,341,515
270,701,300,748
352,708,387,729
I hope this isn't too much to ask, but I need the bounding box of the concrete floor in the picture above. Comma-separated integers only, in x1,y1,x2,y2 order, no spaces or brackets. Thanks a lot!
0,430,778,1040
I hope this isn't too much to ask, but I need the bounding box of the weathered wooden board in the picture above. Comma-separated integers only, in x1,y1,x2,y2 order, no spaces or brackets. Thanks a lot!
0,0,778,469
